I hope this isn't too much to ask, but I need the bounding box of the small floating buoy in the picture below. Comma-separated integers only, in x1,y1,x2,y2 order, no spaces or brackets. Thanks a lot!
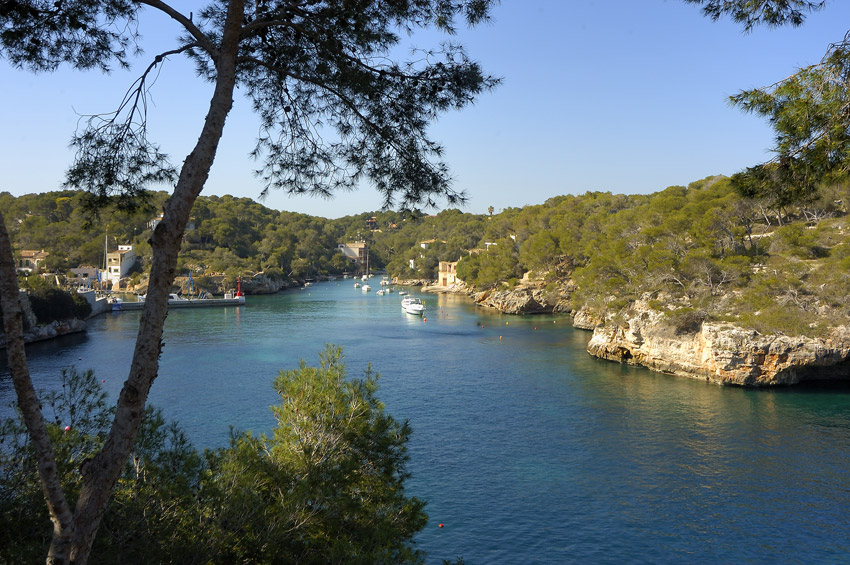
438,523,444,528
505,321,509,325
534,327,537,330
499,336,502,340
101,379,105,383
423,317,427,322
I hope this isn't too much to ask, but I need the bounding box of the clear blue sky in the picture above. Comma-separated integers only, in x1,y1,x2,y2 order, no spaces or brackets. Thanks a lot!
3,1,850,218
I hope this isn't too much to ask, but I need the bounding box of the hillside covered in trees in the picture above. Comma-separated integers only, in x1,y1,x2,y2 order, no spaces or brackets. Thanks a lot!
6,171,850,341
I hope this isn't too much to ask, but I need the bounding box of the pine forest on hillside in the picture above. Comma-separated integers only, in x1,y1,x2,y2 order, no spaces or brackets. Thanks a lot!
5,172,850,340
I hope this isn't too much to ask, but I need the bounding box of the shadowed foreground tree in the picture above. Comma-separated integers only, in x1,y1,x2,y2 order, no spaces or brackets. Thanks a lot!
0,1,498,562
686,1,850,205
1,351,426,564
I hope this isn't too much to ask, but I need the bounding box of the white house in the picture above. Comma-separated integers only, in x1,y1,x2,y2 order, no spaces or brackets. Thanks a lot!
106,245,137,287
337,241,368,267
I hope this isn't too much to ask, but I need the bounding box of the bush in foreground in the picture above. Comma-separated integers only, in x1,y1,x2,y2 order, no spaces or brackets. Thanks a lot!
0,347,426,564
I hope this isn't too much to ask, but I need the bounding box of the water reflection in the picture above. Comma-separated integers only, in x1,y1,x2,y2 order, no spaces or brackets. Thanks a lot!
3,283,850,562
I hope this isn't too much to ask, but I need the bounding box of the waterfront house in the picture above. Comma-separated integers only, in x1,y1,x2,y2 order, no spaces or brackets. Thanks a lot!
338,242,368,269
437,261,459,287
106,245,137,287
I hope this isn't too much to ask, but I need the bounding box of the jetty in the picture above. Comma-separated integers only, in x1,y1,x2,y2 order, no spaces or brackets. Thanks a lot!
114,296,245,311
109,275,247,312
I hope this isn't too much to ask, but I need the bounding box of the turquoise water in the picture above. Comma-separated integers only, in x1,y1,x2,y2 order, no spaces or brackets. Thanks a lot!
3,280,850,563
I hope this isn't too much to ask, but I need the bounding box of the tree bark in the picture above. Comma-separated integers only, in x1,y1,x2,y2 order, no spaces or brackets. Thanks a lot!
0,212,76,564
67,1,246,562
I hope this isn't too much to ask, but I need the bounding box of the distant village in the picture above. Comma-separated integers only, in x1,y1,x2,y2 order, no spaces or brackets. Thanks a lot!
15,213,466,295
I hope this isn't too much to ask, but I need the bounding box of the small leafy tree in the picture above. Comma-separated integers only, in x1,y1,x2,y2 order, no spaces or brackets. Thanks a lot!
2,350,427,563
202,345,427,563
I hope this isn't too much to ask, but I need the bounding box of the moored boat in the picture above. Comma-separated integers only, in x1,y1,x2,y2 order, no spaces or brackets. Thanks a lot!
401,296,425,315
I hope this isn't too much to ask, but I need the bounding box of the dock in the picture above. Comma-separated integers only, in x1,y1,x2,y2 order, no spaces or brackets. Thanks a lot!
113,297,246,311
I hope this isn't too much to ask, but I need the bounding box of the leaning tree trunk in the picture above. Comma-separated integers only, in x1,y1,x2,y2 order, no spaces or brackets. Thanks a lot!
66,1,246,562
0,211,76,563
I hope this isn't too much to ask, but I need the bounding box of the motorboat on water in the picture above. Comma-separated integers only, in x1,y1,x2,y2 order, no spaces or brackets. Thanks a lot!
136,292,188,304
401,296,425,315
362,284,372,292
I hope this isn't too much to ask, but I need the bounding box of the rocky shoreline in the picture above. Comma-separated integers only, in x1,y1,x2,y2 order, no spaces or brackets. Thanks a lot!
582,298,850,386
412,276,572,315
10,275,849,386
0,291,88,350
417,279,850,387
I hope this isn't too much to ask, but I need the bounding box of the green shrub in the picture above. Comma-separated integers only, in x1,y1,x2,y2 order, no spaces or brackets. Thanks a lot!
27,287,79,324
1,348,427,564
71,291,92,319
667,307,707,335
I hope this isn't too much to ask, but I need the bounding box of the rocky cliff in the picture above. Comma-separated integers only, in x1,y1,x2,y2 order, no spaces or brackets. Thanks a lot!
582,299,850,386
471,286,560,314
134,272,293,296
463,276,573,315
0,291,87,350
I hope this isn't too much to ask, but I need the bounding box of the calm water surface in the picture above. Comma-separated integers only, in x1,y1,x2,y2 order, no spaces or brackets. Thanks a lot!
3,280,850,563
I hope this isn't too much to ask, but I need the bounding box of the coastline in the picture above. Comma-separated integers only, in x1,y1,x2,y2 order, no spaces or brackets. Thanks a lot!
413,279,850,387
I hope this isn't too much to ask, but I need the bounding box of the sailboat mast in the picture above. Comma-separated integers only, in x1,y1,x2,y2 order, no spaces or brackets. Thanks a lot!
104,234,108,289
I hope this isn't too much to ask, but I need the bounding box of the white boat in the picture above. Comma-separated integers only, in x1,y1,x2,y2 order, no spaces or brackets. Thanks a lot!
376,289,386,296
402,296,425,315
362,284,372,292
398,290,407,296
354,282,361,288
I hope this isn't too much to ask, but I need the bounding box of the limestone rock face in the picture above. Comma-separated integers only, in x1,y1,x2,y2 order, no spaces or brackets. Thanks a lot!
393,278,432,287
585,300,850,386
154,273,292,296
472,288,548,314
241,273,291,294
469,284,572,315
571,307,603,330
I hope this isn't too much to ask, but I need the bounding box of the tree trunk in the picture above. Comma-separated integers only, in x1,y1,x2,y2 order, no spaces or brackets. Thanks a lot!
66,1,246,561
0,212,75,564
